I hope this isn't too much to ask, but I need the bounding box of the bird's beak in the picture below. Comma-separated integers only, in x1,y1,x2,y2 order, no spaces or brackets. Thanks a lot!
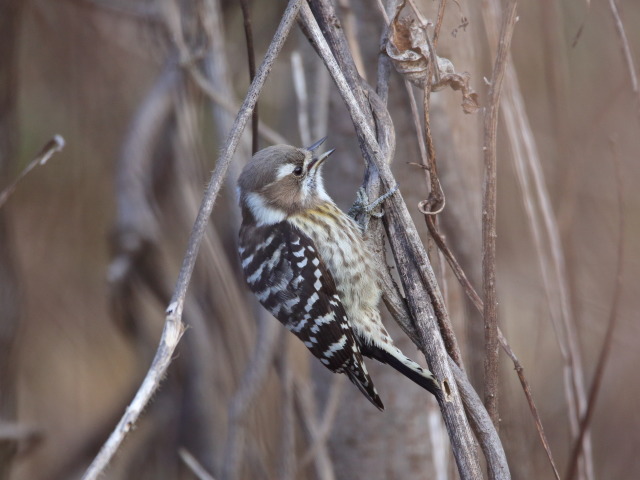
307,148,336,172
305,136,327,153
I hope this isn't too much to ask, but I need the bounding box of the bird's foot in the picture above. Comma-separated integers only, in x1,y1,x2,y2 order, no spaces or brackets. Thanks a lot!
348,185,399,232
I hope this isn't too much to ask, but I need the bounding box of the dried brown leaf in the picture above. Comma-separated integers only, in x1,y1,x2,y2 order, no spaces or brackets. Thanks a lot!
385,1,479,114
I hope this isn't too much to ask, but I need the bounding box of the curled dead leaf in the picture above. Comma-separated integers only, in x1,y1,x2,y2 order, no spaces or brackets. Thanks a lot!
385,0,479,114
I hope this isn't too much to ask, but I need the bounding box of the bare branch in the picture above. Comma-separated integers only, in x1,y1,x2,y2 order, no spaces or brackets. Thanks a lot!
81,2,304,477
482,0,517,430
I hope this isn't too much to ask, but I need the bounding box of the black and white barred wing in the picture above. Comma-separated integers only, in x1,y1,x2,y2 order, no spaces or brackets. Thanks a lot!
239,221,383,410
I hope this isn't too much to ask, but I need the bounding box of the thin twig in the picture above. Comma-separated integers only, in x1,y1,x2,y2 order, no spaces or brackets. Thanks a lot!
565,138,625,480
239,0,259,153
81,2,303,477
482,0,517,429
0,135,65,208
432,0,448,48
607,0,640,125
179,448,217,480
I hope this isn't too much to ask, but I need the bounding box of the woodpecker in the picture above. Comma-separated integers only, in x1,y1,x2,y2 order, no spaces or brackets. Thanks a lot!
237,139,441,410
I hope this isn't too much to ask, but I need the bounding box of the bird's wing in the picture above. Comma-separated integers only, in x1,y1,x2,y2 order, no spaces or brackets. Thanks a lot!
239,220,383,409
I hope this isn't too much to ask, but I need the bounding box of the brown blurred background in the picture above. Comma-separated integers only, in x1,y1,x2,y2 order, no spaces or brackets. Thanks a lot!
1,0,639,479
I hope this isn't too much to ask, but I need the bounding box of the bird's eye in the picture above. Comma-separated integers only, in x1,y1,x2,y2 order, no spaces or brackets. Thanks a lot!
293,166,304,177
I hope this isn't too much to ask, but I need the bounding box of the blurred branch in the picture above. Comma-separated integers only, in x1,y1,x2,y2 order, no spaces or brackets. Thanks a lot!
239,0,259,153
81,2,304,477
162,0,286,147
186,63,287,145
336,0,366,80
0,135,65,209
76,0,160,20
221,312,279,480
299,375,345,467
300,2,484,478
0,421,42,456
276,333,296,480
607,0,640,125
291,50,311,146
565,138,625,480
482,0,517,430
179,448,216,480
294,380,336,480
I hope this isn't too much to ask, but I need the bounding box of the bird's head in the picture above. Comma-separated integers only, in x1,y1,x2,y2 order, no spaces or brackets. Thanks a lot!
237,138,335,225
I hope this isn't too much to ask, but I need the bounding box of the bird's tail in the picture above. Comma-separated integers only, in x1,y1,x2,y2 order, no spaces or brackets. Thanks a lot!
343,352,385,411
361,343,442,401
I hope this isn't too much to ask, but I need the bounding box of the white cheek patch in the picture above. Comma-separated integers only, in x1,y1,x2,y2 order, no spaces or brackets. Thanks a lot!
276,163,296,180
246,192,287,225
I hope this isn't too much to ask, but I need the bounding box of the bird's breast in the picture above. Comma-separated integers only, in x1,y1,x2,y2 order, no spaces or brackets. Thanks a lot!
290,204,380,314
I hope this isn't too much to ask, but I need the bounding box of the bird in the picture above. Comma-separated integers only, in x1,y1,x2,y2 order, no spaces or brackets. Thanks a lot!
237,138,441,410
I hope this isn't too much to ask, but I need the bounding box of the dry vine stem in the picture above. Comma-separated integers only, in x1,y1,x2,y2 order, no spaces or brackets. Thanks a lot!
81,1,304,477
301,2,485,478
483,0,518,430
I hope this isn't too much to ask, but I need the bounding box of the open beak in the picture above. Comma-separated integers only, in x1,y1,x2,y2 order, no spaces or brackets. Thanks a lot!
305,136,327,153
307,148,336,172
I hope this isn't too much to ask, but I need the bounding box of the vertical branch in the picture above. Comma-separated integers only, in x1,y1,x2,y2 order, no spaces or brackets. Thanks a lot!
482,0,517,429
0,1,24,475
239,0,259,153
81,2,303,477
